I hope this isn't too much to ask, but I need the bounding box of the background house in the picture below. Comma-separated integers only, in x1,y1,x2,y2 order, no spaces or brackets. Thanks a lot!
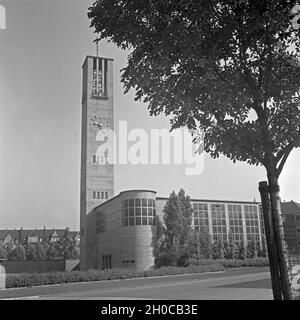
0,228,80,246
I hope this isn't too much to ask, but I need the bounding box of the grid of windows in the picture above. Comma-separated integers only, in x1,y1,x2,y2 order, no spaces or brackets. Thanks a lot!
211,204,227,241
245,205,260,241
228,204,243,242
92,191,109,200
122,198,156,226
193,203,209,233
96,212,105,234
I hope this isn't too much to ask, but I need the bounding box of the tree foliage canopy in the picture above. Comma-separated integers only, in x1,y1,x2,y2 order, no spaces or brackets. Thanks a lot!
156,189,193,266
89,0,300,176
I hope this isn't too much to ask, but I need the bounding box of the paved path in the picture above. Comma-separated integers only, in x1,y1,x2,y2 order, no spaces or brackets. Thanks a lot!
0,268,272,300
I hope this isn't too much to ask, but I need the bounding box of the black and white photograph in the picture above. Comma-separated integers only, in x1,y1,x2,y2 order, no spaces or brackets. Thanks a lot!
0,0,300,307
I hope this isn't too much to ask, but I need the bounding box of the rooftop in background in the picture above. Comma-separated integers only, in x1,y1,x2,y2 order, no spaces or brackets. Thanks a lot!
281,201,300,215
0,228,79,243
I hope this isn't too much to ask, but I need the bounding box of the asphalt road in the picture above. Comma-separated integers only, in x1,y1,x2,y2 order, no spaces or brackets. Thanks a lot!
0,267,272,300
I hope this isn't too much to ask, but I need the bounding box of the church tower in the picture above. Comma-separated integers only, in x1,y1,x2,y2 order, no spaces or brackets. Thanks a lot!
80,56,114,269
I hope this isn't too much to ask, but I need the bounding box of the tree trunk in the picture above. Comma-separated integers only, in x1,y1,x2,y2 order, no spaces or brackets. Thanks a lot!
259,181,282,300
267,171,294,300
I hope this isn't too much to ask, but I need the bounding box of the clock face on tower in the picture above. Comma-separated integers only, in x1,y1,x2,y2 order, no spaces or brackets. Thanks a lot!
90,115,103,130
90,115,111,131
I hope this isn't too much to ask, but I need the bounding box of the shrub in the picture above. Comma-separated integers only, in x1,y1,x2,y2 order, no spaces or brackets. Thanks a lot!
8,245,26,261
5,264,224,289
26,244,38,261
188,257,269,268
0,245,7,260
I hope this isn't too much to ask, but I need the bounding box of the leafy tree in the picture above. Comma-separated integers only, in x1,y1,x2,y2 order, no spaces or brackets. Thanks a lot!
187,229,213,263
88,0,300,299
25,244,38,261
177,189,193,246
8,245,26,261
47,242,62,260
258,236,268,258
232,241,242,260
4,243,15,256
0,245,7,260
61,238,79,260
212,239,225,260
154,214,165,259
156,190,193,266
246,238,259,259
238,240,247,260
223,241,231,259
36,243,47,260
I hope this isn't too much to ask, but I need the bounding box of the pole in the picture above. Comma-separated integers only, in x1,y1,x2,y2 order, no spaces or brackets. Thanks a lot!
259,181,282,300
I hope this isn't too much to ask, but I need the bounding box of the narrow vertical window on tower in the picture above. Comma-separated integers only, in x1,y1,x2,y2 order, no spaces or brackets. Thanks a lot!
104,59,108,96
92,58,108,98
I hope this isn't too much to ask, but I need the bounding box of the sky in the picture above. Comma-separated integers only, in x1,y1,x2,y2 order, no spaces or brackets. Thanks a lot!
0,0,299,230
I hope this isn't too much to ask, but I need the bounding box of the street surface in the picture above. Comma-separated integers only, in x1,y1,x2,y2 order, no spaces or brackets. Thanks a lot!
0,267,272,300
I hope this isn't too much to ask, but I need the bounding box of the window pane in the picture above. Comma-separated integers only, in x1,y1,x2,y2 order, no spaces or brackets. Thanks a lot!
135,198,141,206
142,198,147,207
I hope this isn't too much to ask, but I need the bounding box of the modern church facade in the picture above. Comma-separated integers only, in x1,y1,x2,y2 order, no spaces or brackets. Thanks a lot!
80,56,264,271
84,190,264,271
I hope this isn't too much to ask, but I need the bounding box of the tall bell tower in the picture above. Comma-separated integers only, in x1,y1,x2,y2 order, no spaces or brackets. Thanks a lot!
80,56,114,269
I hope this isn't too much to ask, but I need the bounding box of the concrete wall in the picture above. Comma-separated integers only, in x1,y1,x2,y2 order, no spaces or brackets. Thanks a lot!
86,190,157,271
80,56,115,270
0,260,80,274
0,260,65,274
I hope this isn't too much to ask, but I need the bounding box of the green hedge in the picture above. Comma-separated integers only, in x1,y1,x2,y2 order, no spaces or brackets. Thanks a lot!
190,258,269,268
5,264,224,289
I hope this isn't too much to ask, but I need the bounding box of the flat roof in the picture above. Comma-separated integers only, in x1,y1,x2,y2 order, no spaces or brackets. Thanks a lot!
156,197,260,205
92,190,157,211
82,55,114,67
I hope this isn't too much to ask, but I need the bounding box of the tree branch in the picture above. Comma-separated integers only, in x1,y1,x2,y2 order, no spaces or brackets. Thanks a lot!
275,132,300,163
276,145,294,177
